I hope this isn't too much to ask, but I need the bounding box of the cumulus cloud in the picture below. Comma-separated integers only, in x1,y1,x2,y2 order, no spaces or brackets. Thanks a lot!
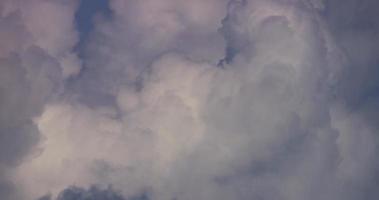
1,0,379,200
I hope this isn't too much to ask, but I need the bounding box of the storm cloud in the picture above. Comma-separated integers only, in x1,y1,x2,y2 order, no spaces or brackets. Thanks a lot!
1,0,379,200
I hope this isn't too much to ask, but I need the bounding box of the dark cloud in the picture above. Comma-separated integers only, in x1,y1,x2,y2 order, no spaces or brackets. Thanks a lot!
324,0,379,108
218,0,248,66
38,186,150,200
323,1,379,198
0,46,62,199
0,1,74,199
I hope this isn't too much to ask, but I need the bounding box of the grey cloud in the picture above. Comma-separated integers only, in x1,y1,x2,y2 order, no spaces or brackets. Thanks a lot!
44,186,125,200
37,186,150,200
0,0,77,199
66,0,229,107
322,1,379,198
218,0,248,66
0,48,62,199
3,0,379,200
324,0,379,107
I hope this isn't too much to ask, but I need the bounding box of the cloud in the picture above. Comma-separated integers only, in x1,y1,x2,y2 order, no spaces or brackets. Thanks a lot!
0,46,64,199
37,186,130,200
0,0,79,199
1,0,379,200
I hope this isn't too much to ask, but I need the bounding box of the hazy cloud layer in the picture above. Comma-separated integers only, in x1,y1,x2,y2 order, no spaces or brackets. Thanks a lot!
1,0,379,200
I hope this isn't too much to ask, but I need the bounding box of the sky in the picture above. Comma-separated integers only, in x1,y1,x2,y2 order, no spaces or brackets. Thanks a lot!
1,0,379,200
